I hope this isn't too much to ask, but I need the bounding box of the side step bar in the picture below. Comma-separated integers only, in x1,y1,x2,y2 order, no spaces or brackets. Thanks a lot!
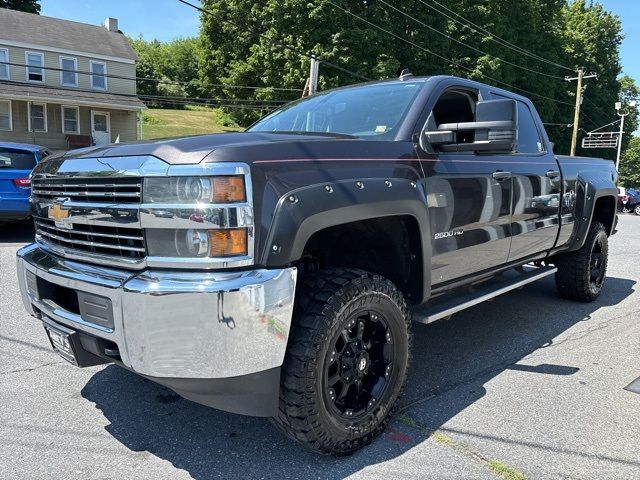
411,266,557,324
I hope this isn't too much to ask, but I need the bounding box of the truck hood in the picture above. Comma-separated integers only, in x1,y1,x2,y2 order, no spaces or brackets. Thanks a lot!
48,132,357,165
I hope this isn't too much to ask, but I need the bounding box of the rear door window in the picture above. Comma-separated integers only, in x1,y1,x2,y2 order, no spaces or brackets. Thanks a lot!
516,101,544,153
0,148,38,169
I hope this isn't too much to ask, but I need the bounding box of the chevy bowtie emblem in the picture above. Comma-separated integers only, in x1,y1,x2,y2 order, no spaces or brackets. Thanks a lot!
48,202,73,229
48,203,69,222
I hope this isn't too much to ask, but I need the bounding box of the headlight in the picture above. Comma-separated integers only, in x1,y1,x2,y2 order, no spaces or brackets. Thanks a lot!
144,176,246,204
146,228,248,258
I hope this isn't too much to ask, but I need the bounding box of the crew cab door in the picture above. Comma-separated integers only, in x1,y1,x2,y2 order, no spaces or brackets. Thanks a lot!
418,86,513,285
490,96,562,261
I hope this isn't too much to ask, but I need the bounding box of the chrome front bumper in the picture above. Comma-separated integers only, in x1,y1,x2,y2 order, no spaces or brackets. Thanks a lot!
16,243,297,379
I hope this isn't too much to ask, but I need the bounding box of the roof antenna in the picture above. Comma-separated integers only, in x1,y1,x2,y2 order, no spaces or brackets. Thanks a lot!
398,68,413,81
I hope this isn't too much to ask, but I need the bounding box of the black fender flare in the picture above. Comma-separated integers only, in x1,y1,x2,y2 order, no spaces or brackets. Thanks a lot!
260,177,432,302
569,172,617,251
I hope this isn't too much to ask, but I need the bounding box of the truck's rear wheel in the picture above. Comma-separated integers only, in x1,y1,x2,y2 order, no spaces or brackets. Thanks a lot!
275,268,411,455
554,221,608,302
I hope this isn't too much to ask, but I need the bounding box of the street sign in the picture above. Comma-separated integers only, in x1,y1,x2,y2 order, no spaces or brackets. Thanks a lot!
581,131,619,149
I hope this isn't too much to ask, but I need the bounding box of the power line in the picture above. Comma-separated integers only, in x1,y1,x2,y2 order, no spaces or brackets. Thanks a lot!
0,60,303,92
140,94,289,104
142,99,273,111
587,118,621,133
327,1,575,108
176,0,373,82
378,0,565,81
418,0,574,72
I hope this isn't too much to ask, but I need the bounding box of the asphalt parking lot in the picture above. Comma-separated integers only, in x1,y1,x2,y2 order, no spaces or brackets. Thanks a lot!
1,216,639,480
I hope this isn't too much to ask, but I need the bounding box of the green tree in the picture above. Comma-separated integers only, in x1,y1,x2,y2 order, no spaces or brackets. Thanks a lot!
0,0,40,14
195,0,626,130
619,136,640,188
129,36,202,104
561,0,623,158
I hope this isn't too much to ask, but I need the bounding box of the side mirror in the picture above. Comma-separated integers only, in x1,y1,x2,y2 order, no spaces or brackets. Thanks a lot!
423,99,518,153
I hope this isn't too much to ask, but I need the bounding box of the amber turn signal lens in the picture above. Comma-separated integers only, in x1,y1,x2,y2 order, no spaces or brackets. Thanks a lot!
212,176,245,203
208,228,248,257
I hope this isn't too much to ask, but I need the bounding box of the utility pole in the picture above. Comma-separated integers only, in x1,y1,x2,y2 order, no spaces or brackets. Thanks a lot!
615,99,638,171
308,57,319,96
566,67,597,156
301,58,319,98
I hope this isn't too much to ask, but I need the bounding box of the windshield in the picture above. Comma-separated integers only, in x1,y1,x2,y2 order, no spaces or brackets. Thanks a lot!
0,148,37,169
249,82,423,138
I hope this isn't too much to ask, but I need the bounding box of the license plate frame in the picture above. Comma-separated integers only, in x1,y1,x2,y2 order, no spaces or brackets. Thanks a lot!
43,320,78,365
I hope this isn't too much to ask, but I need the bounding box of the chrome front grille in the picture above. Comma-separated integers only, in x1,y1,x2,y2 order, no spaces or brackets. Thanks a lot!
30,157,254,270
31,177,142,204
35,218,145,259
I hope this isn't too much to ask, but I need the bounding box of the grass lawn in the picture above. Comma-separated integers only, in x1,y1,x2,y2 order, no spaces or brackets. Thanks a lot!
141,107,243,140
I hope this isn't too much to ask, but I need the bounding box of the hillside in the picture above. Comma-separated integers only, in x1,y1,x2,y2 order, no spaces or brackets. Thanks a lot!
141,107,243,140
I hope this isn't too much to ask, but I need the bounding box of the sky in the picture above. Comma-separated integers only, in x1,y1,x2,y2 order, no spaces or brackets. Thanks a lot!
40,0,201,41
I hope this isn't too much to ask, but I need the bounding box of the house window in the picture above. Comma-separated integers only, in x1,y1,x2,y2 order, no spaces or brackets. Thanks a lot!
61,105,79,134
26,51,44,83
60,56,78,87
90,60,107,90
28,103,47,132
0,100,11,131
0,49,8,80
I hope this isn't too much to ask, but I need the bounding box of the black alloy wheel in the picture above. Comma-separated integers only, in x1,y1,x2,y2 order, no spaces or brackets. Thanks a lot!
555,221,608,302
588,234,606,294
274,268,411,455
323,310,395,420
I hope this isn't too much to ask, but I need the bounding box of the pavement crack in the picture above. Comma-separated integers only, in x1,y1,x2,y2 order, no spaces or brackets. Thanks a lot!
396,414,527,480
0,361,64,376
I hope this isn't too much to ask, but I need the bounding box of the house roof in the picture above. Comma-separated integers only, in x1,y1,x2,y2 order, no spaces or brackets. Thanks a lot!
0,81,145,111
0,9,136,61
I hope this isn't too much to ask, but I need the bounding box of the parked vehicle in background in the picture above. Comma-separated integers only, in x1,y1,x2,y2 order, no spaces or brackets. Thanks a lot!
16,75,619,455
617,187,640,215
0,142,49,222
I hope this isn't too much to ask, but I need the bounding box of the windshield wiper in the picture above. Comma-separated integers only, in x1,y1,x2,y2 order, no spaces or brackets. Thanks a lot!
261,130,357,139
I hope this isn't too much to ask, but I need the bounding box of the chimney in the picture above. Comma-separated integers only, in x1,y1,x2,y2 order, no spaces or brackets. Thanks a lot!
104,18,118,33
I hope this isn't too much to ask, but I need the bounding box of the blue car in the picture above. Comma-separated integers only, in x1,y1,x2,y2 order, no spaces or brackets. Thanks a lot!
0,142,50,221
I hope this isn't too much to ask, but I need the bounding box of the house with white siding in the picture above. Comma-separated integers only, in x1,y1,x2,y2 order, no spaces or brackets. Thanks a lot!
0,9,144,149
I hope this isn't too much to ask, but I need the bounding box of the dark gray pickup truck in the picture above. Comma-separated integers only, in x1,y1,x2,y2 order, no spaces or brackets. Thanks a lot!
17,75,618,454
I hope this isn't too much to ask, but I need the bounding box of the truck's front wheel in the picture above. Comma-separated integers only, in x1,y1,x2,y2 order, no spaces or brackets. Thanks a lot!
275,268,411,455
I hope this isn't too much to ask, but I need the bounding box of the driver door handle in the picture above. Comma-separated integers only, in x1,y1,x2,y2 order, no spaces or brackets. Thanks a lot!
492,170,512,181
546,170,560,179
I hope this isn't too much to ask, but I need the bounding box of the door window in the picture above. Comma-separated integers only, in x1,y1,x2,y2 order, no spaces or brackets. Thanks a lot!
426,89,478,146
93,114,108,131
516,101,544,153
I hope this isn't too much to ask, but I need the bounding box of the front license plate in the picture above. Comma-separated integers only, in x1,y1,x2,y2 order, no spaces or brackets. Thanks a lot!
44,323,78,365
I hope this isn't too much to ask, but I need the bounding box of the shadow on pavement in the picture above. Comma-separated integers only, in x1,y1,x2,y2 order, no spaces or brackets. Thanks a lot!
81,275,636,478
0,220,34,244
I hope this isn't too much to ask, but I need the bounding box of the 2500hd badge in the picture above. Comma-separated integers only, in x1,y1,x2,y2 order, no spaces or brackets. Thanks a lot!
434,228,464,239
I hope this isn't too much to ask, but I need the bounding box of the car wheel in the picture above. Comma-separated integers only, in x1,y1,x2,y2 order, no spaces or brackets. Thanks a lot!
635,204,640,216
274,268,411,455
554,221,608,302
